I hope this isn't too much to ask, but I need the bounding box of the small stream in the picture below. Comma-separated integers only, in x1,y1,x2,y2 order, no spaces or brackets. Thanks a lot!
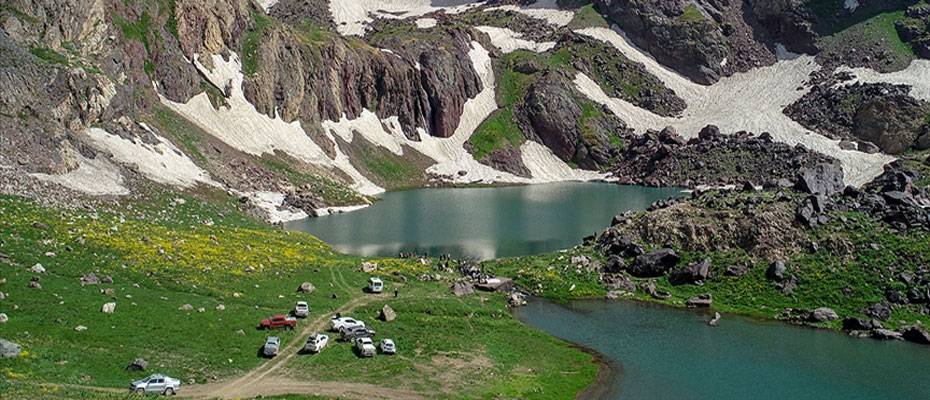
515,298,930,400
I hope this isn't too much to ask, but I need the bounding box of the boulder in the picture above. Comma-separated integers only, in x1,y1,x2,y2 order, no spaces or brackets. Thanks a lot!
0,338,21,358
101,302,116,314
864,303,892,321
379,305,397,322
795,162,844,195
297,282,315,294
629,249,680,278
641,280,672,299
507,292,527,308
361,262,377,273
28,280,41,289
857,141,881,154
179,304,194,311
843,317,882,331
0,313,7,323
808,307,839,322
766,260,787,281
901,325,930,345
603,255,626,273
30,263,46,274
126,358,148,371
80,273,100,285
871,329,904,340
708,312,722,326
451,282,474,297
838,140,857,150
669,259,711,285
725,264,749,277
686,294,713,308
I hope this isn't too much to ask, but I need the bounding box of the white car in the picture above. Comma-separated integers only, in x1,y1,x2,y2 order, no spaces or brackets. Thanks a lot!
380,339,396,355
304,333,329,353
330,316,365,332
263,336,281,357
367,277,384,293
355,337,376,357
129,374,181,395
294,301,310,318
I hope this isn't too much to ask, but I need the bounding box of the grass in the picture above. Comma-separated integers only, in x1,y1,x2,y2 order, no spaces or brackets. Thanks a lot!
242,11,274,76
351,140,425,190
0,192,599,399
468,109,525,160
567,4,609,30
30,48,70,66
114,12,152,52
149,107,209,163
679,4,705,24
813,2,918,70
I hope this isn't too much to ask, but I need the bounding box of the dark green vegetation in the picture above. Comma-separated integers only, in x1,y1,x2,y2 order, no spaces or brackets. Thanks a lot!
811,0,919,71
339,138,429,190
567,4,610,30
485,188,930,331
243,11,274,76
0,195,597,399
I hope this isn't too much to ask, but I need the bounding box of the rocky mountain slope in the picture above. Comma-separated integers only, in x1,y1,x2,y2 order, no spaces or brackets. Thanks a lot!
1,0,929,222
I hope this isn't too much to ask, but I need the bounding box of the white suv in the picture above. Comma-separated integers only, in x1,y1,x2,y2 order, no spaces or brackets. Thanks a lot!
355,337,376,357
330,316,365,332
294,301,310,318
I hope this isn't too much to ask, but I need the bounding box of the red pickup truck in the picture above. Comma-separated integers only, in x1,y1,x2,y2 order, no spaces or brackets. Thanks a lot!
259,314,297,330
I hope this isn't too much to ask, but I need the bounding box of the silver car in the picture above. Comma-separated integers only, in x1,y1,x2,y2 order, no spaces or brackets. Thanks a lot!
263,336,281,357
129,374,180,395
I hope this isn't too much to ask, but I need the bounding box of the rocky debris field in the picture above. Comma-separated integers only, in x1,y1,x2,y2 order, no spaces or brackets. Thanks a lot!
608,124,834,189
785,79,930,154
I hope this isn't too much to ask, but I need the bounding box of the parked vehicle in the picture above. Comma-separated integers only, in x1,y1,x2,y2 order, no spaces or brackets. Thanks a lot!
340,326,376,342
330,316,365,332
263,336,281,357
355,337,376,357
129,374,181,395
260,314,297,330
304,334,329,353
380,339,396,355
367,277,384,293
294,301,310,318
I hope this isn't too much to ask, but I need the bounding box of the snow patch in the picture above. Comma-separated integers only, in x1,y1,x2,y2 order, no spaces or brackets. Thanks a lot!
32,154,129,196
257,0,279,13
839,60,930,101
160,52,384,196
476,26,556,53
84,127,219,189
574,26,893,187
329,0,482,36
244,191,308,224
415,18,437,29
486,0,574,27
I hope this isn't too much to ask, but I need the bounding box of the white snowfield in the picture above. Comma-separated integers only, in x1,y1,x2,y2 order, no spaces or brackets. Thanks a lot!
476,26,556,53
85,127,220,189
573,26,895,187
32,154,130,196
256,0,279,13
838,60,930,102
329,0,483,36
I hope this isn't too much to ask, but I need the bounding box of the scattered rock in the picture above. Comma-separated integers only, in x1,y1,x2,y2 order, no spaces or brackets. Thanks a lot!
30,263,46,274
686,294,713,308
361,262,377,273
100,302,116,314
808,307,839,322
725,264,749,277
864,303,892,321
379,305,397,322
641,280,671,299
843,317,882,331
297,282,315,294
126,358,148,371
179,304,194,311
669,259,710,285
0,313,7,323
216,304,225,311
28,280,41,289
507,291,527,308
451,282,474,297
795,162,844,195
0,338,22,358
74,325,87,331
197,307,206,313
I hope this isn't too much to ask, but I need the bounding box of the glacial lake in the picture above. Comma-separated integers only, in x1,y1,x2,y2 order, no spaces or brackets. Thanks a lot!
515,298,930,400
285,183,683,260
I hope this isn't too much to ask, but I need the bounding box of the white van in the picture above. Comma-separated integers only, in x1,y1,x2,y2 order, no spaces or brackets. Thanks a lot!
367,277,384,294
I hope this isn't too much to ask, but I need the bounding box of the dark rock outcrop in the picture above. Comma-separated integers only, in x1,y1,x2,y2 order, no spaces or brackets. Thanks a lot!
669,259,710,285
628,248,680,278
795,162,845,196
